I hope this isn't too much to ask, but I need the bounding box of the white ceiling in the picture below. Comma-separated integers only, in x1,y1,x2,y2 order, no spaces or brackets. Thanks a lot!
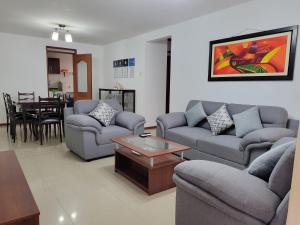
0,0,252,45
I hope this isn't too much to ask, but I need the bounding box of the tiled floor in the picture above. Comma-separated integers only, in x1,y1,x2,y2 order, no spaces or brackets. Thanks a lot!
0,127,175,225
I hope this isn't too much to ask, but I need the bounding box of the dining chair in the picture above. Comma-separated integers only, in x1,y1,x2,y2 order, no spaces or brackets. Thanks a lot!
6,94,26,142
18,91,35,102
37,97,63,145
2,93,9,133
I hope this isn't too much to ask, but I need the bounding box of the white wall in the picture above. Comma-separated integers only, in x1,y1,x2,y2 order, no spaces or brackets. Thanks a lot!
0,32,103,123
145,41,168,126
102,0,300,123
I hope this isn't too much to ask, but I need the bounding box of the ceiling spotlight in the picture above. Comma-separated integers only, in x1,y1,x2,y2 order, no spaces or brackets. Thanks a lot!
51,28,59,41
65,30,73,43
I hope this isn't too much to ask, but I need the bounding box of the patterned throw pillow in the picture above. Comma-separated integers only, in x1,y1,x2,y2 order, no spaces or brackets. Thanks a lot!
89,102,117,127
207,104,234,135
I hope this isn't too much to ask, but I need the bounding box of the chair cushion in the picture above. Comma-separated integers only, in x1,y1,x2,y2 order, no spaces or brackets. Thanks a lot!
207,104,234,135
89,102,117,127
98,125,131,145
196,135,244,164
165,127,213,148
185,102,207,127
233,106,263,138
247,138,296,182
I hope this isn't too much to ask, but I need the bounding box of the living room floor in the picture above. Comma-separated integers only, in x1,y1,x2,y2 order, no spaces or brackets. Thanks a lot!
0,127,175,225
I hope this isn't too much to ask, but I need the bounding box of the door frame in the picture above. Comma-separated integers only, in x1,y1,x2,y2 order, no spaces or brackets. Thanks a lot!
46,46,77,97
166,38,171,114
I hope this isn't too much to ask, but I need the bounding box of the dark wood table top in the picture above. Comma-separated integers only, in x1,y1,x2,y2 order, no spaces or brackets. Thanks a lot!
0,151,40,224
112,136,190,158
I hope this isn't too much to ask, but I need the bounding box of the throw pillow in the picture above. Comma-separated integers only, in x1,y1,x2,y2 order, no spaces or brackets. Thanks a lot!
184,102,207,127
207,104,234,135
247,139,296,181
89,102,117,127
233,106,263,138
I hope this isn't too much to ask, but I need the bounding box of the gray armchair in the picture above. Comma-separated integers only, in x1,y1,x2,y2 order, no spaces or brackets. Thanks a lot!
173,138,296,225
64,99,145,160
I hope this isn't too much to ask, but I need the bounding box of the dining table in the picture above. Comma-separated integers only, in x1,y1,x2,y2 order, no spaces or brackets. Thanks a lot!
17,100,66,142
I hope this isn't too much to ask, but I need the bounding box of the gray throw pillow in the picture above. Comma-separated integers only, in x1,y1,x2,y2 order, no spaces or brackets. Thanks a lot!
207,104,234,135
184,102,207,127
247,139,296,181
89,102,117,127
233,106,263,138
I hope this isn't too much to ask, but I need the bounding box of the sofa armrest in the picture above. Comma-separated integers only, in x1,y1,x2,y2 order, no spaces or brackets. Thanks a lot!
240,127,296,152
156,112,187,137
174,160,281,224
66,114,102,133
115,111,145,134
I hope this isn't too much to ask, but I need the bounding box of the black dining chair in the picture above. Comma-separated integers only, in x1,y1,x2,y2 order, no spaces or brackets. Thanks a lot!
36,97,63,145
2,93,10,133
6,94,27,142
18,91,35,102
6,94,37,142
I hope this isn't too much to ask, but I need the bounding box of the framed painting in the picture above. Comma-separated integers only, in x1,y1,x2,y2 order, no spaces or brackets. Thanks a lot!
208,25,298,81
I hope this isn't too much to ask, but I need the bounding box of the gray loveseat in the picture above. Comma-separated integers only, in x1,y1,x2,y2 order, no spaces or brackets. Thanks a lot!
64,99,145,160
157,100,298,169
173,137,296,225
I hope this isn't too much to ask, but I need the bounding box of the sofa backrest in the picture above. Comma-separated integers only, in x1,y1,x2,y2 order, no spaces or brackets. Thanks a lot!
74,99,123,115
186,100,291,135
268,144,295,199
74,100,99,114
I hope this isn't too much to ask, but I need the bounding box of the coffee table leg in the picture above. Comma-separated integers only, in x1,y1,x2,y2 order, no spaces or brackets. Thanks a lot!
180,151,184,160
150,157,154,167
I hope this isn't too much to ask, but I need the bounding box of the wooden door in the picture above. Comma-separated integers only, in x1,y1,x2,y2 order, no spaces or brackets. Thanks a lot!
73,54,92,101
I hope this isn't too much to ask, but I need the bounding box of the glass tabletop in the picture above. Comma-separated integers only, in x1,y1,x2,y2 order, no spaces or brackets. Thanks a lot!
124,136,174,152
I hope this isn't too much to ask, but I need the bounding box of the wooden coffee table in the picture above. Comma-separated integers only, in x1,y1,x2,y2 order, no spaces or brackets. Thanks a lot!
112,136,190,195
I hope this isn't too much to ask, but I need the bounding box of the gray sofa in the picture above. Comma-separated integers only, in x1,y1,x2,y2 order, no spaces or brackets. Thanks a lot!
64,99,145,160
173,137,296,225
157,100,298,169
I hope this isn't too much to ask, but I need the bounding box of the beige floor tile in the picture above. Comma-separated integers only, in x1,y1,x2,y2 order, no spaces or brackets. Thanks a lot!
0,127,174,225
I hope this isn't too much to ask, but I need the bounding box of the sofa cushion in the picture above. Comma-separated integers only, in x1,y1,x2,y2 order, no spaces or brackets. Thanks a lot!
268,146,295,199
247,138,296,182
98,125,131,145
185,102,207,127
207,105,234,135
165,127,213,148
89,102,117,127
174,160,281,224
196,135,244,164
233,106,263,138
227,103,288,128
186,100,225,130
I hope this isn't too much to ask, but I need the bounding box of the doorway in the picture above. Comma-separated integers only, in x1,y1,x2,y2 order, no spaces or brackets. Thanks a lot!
145,37,171,127
46,46,93,101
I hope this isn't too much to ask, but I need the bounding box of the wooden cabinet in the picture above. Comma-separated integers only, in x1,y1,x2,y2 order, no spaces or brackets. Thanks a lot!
0,151,40,225
48,58,60,74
